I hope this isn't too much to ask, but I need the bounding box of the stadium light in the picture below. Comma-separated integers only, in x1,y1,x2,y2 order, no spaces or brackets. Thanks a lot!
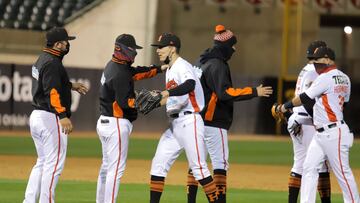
344,26,353,35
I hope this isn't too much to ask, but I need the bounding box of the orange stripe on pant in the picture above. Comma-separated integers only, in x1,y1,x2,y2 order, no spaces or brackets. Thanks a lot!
49,116,61,203
193,114,204,179
112,118,122,203
219,128,227,169
338,128,355,203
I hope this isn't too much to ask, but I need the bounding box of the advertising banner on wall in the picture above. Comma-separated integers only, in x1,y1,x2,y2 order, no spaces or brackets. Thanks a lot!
0,63,102,131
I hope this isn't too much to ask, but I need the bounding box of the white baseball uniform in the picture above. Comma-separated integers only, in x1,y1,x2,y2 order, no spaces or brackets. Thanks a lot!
150,57,211,180
300,66,359,203
24,110,67,203
288,63,328,175
96,116,133,203
203,126,229,170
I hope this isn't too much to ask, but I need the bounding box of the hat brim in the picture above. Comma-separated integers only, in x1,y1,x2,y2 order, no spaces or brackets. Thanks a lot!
67,36,76,40
134,44,143,49
151,43,166,48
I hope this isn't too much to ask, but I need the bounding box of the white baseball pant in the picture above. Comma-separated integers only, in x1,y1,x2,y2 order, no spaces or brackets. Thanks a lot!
204,126,229,171
96,116,133,203
151,113,211,180
23,110,68,203
287,113,329,175
301,122,359,203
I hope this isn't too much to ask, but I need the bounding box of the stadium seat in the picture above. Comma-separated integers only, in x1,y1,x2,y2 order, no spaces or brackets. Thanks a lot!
0,0,102,30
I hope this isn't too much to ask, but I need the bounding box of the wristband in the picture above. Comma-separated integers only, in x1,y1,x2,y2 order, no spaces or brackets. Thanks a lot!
283,101,294,110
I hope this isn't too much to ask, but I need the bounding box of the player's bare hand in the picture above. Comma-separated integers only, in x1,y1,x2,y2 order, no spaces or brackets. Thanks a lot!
160,90,169,106
161,64,170,71
72,82,89,95
256,84,273,97
60,117,73,134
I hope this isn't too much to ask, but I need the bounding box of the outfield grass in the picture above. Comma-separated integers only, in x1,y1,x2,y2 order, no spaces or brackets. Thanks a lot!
0,179,345,203
0,136,360,167
1,135,359,202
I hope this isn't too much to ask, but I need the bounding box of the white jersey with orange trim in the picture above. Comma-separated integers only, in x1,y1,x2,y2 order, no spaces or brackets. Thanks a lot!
287,63,329,176
300,66,359,203
305,66,350,128
151,57,212,182
165,57,204,115
293,64,318,114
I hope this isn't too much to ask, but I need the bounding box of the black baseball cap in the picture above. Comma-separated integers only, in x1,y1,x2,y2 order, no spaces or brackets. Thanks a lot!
307,40,327,59
46,27,76,44
151,33,181,49
115,34,142,49
312,46,336,60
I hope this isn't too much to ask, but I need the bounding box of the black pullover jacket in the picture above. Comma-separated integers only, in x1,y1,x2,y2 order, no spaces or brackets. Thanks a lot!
31,48,72,119
195,47,258,130
99,57,162,122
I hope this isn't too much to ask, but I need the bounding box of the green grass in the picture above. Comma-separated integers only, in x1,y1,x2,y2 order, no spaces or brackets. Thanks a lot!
0,135,357,202
0,179,346,203
1,136,360,167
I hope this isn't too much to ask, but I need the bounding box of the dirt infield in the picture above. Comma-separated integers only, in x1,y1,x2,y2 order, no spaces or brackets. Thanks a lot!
1,155,357,193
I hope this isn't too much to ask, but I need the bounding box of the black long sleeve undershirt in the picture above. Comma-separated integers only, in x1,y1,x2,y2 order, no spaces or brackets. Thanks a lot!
168,79,195,96
300,92,315,117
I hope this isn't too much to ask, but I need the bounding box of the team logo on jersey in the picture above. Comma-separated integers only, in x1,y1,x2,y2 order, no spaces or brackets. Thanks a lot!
166,79,178,90
100,73,106,85
32,66,39,81
193,66,203,78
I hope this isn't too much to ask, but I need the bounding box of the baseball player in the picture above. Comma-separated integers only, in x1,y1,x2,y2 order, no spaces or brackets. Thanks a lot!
286,40,331,203
187,25,273,203
274,46,359,203
148,33,219,203
96,34,166,203
24,27,88,203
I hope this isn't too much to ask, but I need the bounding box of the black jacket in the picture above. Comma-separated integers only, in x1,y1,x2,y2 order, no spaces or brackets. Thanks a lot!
99,57,161,122
31,48,72,119
196,47,257,130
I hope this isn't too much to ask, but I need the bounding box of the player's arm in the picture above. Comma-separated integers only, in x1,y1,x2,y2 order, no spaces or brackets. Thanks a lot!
300,71,317,117
279,76,328,113
159,79,195,106
132,65,166,81
159,65,197,106
206,61,258,101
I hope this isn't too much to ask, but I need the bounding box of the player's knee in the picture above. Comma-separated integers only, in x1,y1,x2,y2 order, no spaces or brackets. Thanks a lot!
302,163,318,176
212,162,229,171
150,165,168,178
191,167,211,180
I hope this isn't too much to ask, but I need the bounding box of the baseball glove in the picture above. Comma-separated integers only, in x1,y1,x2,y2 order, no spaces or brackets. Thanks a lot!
271,103,285,123
135,89,162,115
288,120,302,137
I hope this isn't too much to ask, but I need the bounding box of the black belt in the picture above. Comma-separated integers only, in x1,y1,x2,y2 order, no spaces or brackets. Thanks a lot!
298,112,308,116
101,119,109,124
316,120,344,132
169,111,193,118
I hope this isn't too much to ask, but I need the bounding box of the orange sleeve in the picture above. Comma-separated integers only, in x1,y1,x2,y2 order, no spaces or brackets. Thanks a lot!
225,87,253,96
132,68,158,81
50,88,66,113
128,98,135,108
